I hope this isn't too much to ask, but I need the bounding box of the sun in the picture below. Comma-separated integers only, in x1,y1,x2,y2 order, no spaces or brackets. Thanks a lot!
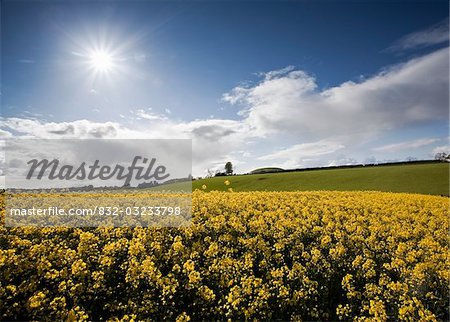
89,50,114,72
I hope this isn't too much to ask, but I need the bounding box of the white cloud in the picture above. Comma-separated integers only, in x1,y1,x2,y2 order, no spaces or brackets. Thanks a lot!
258,139,345,169
0,117,253,177
224,48,448,139
23,110,43,118
260,140,344,160
261,65,296,80
432,145,450,155
0,118,120,138
133,109,167,121
373,138,439,153
0,129,12,138
387,18,449,51
174,118,256,174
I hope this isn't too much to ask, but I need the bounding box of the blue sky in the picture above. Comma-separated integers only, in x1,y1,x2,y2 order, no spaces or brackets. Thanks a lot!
1,1,449,175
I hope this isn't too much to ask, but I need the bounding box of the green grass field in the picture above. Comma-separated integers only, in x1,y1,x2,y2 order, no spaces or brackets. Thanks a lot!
185,163,449,196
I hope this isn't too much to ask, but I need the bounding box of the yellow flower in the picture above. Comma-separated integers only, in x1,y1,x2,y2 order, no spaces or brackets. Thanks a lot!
183,259,195,272
1,190,448,320
29,291,46,309
188,271,201,284
175,312,191,322
224,180,230,186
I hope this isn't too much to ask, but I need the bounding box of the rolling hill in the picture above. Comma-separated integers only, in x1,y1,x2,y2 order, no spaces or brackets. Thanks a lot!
188,162,449,196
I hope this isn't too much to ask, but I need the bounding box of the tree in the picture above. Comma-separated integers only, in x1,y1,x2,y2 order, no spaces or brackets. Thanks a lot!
435,152,448,161
206,169,214,178
225,162,233,175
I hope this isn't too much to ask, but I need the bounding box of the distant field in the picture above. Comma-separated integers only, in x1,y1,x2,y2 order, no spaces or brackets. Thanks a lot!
186,162,449,196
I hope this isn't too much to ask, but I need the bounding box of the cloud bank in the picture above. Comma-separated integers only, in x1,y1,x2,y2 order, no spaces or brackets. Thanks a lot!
223,47,448,140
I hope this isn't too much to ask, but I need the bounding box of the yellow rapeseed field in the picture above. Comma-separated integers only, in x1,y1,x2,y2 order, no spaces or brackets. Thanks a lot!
0,190,448,321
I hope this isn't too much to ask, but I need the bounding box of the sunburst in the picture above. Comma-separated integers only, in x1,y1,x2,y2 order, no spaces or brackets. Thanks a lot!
88,50,115,73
